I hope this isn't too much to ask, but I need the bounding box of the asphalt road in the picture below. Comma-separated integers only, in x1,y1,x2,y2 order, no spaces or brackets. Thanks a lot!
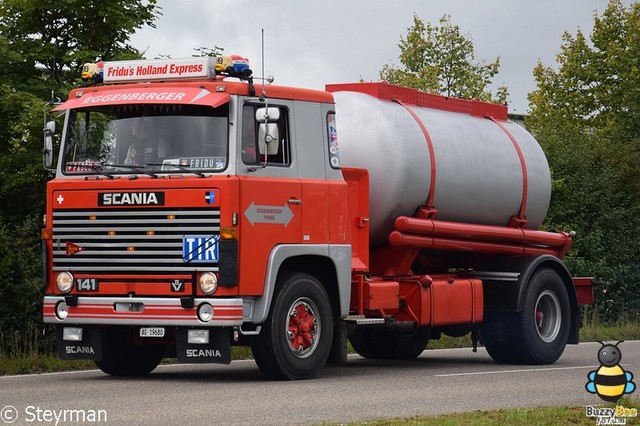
1,341,638,425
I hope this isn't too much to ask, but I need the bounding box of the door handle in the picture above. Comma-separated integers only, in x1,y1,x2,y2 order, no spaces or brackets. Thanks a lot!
288,198,302,205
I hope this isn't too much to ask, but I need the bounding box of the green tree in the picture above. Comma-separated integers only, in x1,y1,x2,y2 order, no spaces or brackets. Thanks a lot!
0,1,161,350
380,14,508,103
528,0,640,321
0,0,160,94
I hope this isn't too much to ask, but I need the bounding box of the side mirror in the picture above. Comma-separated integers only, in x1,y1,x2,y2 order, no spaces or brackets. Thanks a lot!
43,121,56,168
255,107,280,122
258,123,279,155
256,107,280,155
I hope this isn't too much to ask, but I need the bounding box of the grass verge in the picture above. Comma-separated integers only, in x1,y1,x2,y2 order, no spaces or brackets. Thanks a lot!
328,396,640,426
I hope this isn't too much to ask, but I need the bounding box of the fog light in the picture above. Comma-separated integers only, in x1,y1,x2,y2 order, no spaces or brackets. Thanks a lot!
56,272,74,293
63,327,82,341
198,272,218,295
197,303,214,322
187,329,210,344
55,301,69,320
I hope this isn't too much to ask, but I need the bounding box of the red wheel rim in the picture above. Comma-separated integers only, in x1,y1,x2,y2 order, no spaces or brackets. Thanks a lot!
286,298,320,358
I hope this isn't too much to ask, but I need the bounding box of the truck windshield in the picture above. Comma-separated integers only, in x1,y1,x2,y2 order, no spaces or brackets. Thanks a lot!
61,104,229,174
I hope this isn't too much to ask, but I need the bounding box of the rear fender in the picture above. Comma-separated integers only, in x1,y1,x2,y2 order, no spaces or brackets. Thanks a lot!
480,255,580,344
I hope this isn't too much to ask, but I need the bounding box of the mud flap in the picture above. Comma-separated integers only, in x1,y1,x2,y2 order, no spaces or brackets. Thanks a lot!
327,321,348,364
176,328,231,364
56,325,102,361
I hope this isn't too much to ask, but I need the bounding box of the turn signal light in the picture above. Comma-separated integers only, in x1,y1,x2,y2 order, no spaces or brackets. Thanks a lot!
220,227,237,240
41,228,52,240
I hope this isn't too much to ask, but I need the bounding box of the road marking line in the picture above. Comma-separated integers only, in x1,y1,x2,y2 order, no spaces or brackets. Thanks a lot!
435,365,594,377
0,359,257,379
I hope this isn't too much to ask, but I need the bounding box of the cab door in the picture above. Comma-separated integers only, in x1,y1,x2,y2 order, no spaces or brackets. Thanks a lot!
237,102,301,295
293,100,330,244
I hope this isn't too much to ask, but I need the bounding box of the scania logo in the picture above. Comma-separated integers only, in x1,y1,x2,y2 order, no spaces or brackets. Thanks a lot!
98,192,165,206
66,346,95,354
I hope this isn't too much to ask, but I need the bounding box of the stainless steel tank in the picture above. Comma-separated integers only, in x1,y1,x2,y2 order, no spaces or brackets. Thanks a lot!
332,89,551,248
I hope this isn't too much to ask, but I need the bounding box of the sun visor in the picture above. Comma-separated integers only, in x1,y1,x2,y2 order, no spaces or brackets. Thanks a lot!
53,87,230,111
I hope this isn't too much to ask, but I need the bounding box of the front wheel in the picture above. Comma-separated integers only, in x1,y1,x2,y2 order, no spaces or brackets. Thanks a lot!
482,268,570,364
94,327,165,376
251,273,333,380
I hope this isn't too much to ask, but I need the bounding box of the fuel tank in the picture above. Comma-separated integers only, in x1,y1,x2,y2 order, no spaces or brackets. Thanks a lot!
328,83,551,247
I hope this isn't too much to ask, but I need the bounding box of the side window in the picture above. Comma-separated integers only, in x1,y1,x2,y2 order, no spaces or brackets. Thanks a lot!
241,105,258,164
242,104,290,166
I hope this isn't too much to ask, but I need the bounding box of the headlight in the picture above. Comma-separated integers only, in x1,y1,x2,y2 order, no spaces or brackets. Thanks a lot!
198,272,218,295
63,327,82,341
55,301,69,320
188,329,210,344
197,303,214,322
56,272,74,293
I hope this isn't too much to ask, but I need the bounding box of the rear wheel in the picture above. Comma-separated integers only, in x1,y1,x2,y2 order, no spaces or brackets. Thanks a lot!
251,273,333,380
94,328,165,376
482,268,570,364
350,327,430,360
349,327,385,359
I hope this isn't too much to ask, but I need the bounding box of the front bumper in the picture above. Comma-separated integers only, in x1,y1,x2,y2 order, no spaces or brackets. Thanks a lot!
43,296,244,326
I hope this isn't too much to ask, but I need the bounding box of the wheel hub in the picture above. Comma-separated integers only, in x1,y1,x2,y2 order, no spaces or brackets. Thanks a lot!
535,290,561,343
286,298,320,358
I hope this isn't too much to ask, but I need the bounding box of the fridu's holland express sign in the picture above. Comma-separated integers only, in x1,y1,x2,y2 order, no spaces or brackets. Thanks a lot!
98,192,165,206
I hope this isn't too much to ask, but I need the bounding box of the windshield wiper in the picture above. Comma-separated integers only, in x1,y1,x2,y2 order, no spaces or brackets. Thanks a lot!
103,164,159,178
146,163,207,178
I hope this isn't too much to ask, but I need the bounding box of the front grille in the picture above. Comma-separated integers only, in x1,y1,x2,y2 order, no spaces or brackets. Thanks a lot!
52,208,220,274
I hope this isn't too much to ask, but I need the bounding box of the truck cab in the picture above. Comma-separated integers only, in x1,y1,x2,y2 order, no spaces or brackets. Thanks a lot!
42,57,352,379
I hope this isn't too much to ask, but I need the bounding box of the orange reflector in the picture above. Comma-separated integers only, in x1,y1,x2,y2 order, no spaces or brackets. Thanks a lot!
146,230,155,236
167,215,176,220
220,227,237,240
108,231,116,236
41,228,52,240
89,215,97,221
127,246,135,252
66,241,83,256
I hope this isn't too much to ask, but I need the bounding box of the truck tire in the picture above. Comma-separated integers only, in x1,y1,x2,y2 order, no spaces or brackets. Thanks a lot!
482,268,570,364
251,273,333,380
94,328,165,376
350,328,429,360
349,328,385,359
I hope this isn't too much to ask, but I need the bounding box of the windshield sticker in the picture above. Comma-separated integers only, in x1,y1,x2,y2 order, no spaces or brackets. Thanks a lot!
66,161,101,172
179,157,225,169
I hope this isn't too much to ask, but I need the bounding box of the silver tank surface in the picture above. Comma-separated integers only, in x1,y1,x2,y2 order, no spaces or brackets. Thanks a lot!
332,90,551,248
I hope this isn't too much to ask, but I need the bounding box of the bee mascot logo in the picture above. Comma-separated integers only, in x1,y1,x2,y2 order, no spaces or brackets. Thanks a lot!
586,341,636,402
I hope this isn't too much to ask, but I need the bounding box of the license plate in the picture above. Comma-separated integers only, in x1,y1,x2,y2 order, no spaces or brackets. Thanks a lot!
139,327,165,338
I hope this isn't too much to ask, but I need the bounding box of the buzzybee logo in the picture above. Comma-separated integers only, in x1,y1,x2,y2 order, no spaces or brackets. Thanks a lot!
584,341,637,425
586,341,636,403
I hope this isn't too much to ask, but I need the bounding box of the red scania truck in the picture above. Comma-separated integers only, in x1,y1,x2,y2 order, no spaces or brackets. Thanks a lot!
41,56,593,379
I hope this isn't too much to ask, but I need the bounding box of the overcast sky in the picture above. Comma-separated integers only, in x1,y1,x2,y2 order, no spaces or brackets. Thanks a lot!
130,0,633,114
